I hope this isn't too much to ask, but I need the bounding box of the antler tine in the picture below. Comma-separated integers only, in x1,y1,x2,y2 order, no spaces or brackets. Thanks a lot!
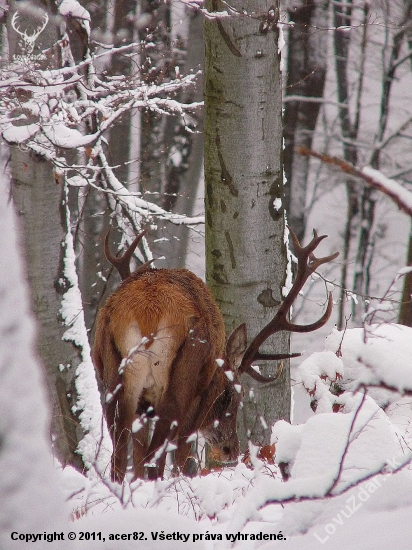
245,360,285,384
289,226,322,254
289,226,336,268
239,228,339,379
104,230,152,281
286,292,334,333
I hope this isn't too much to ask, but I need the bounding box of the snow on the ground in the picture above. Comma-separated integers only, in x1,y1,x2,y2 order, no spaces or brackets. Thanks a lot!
2,166,412,548
58,324,412,549
74,509,208,549
325,324,412,396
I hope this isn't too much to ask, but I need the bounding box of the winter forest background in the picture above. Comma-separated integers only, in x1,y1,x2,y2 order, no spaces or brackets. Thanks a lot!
1,0,412,548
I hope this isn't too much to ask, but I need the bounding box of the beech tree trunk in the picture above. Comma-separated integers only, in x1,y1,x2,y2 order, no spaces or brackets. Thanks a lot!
7,0,85,470
10,149,85,471
0,162,68,549
204,0,290,451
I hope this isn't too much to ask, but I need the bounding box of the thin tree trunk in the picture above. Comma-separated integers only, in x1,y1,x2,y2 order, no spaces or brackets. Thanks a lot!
284,0,329,242
68,0,108,343
77,186,113,341
108,0,139,186
399,221,412,326
204,0,289,451
161,9,205,269
353,2,411,322
333,0,361,327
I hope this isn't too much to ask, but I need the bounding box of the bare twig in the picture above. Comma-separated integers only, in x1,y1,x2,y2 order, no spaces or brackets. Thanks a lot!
326,388,368,495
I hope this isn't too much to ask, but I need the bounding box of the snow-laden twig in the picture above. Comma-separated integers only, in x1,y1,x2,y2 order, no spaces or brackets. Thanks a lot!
297,147,412,216
283,95,349,109
325,389,368,494
224,447,412,543
2,71,201,150
96,147,205,226
1,52,205,233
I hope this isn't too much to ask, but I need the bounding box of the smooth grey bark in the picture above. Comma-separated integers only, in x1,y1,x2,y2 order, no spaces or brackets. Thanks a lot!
108,0,139,187
138,0,173,196
76,186,113,342
204,0,290,450
0,164,68,549
6,0,85,470
10,148,85,471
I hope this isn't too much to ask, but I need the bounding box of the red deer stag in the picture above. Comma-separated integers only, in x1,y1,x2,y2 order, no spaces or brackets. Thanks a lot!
93,228,338,482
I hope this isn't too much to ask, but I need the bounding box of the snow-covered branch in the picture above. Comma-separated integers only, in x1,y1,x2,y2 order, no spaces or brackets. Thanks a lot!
96,147,205,227
0,41,204,231
1,68,201,151
298,147,412,217
224,448,411,541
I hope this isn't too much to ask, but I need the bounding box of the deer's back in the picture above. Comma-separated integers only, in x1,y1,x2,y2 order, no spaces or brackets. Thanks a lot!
93,268,226,388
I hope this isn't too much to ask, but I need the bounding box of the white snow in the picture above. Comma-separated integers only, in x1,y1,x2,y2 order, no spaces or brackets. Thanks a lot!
362,165,412,216
3,3,412,548
4,212,412,548
58,0,90,20
325,324,412,394
0,180,68,548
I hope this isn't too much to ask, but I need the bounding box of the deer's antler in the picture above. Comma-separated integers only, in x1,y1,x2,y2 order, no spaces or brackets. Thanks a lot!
104,230,154,280
240,226,339,382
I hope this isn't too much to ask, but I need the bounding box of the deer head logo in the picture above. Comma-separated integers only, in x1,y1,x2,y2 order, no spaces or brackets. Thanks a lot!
11,10,49,55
